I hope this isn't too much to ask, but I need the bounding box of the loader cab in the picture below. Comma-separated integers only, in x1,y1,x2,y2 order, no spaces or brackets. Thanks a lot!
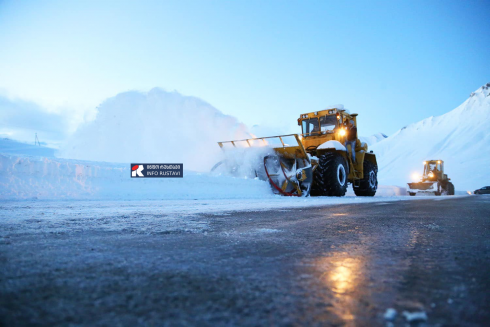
298,108,360,158
424,160,444,181
299,109,343,138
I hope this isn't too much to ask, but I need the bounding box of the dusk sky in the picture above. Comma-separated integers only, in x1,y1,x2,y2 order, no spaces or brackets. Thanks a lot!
1,0,489,143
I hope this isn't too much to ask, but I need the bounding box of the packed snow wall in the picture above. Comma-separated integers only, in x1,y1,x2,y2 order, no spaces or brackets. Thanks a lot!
0,154,272,200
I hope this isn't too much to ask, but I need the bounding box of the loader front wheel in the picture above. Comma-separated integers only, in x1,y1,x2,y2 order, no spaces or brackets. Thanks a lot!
311,152,348,196
353,160,378,196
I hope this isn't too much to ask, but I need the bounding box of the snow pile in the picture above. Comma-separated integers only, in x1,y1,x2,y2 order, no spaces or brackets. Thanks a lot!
59,88,250,171
371,83,490,191
0,154,273,200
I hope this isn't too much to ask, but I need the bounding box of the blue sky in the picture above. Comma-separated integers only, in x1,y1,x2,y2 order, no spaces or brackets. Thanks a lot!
0,0,489,141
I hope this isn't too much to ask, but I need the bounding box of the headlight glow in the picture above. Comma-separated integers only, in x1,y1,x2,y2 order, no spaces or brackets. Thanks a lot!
339,129,346,136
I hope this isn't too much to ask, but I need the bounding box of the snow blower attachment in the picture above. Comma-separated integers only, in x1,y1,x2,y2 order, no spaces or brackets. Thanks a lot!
407,160,455,196
214,108,378,197
216,134,314,196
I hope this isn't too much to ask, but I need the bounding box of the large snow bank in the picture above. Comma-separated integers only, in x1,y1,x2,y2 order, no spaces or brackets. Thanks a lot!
371,83,490,191
59,88,250,172
0,152,410,200
0,154,273,200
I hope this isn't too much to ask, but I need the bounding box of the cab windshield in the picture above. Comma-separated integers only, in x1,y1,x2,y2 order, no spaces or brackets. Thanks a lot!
425,161,442,175
320,115,338,132
301,118,320,136
302,115,338,136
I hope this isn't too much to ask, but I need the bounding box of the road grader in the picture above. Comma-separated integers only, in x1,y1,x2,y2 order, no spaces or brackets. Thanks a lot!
213,108,378,197
407,160,455,196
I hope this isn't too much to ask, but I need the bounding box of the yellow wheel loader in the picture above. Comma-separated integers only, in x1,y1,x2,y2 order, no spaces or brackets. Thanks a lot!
407,160,455,196
213,108,378,197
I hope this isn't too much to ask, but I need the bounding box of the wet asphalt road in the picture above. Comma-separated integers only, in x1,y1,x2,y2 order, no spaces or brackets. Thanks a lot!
1,196,489,326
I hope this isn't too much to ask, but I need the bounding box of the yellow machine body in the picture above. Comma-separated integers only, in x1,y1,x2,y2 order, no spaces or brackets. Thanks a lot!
296,108,376,183
216,107,377,196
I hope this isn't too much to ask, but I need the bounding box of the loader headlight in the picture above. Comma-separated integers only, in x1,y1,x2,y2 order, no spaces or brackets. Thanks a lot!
428,172,434,178
339,129,346,136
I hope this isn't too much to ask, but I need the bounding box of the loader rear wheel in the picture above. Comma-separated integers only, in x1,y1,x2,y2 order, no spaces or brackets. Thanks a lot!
353,160,378,196
447,182,455,195
311,152,348,196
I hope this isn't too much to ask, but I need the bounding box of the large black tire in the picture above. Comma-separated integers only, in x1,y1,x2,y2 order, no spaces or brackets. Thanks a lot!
311,152,348,196
447,182,455,195
353,160,378,196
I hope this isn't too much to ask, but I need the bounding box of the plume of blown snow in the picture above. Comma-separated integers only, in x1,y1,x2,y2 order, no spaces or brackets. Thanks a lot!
59,88,250,171
371,83,490,191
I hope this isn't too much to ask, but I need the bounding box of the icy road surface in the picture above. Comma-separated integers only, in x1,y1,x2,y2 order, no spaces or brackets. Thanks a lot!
0,195,467,229
1,195,489,326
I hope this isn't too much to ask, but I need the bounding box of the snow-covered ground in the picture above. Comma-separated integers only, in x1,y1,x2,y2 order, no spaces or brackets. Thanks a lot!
1,84,487,204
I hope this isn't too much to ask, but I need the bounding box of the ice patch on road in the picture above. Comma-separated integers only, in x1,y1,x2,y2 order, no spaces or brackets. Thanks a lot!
383,308,397,320
402,311,428,322
425,223,440,230
0,202,210,237
254,228,280,234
